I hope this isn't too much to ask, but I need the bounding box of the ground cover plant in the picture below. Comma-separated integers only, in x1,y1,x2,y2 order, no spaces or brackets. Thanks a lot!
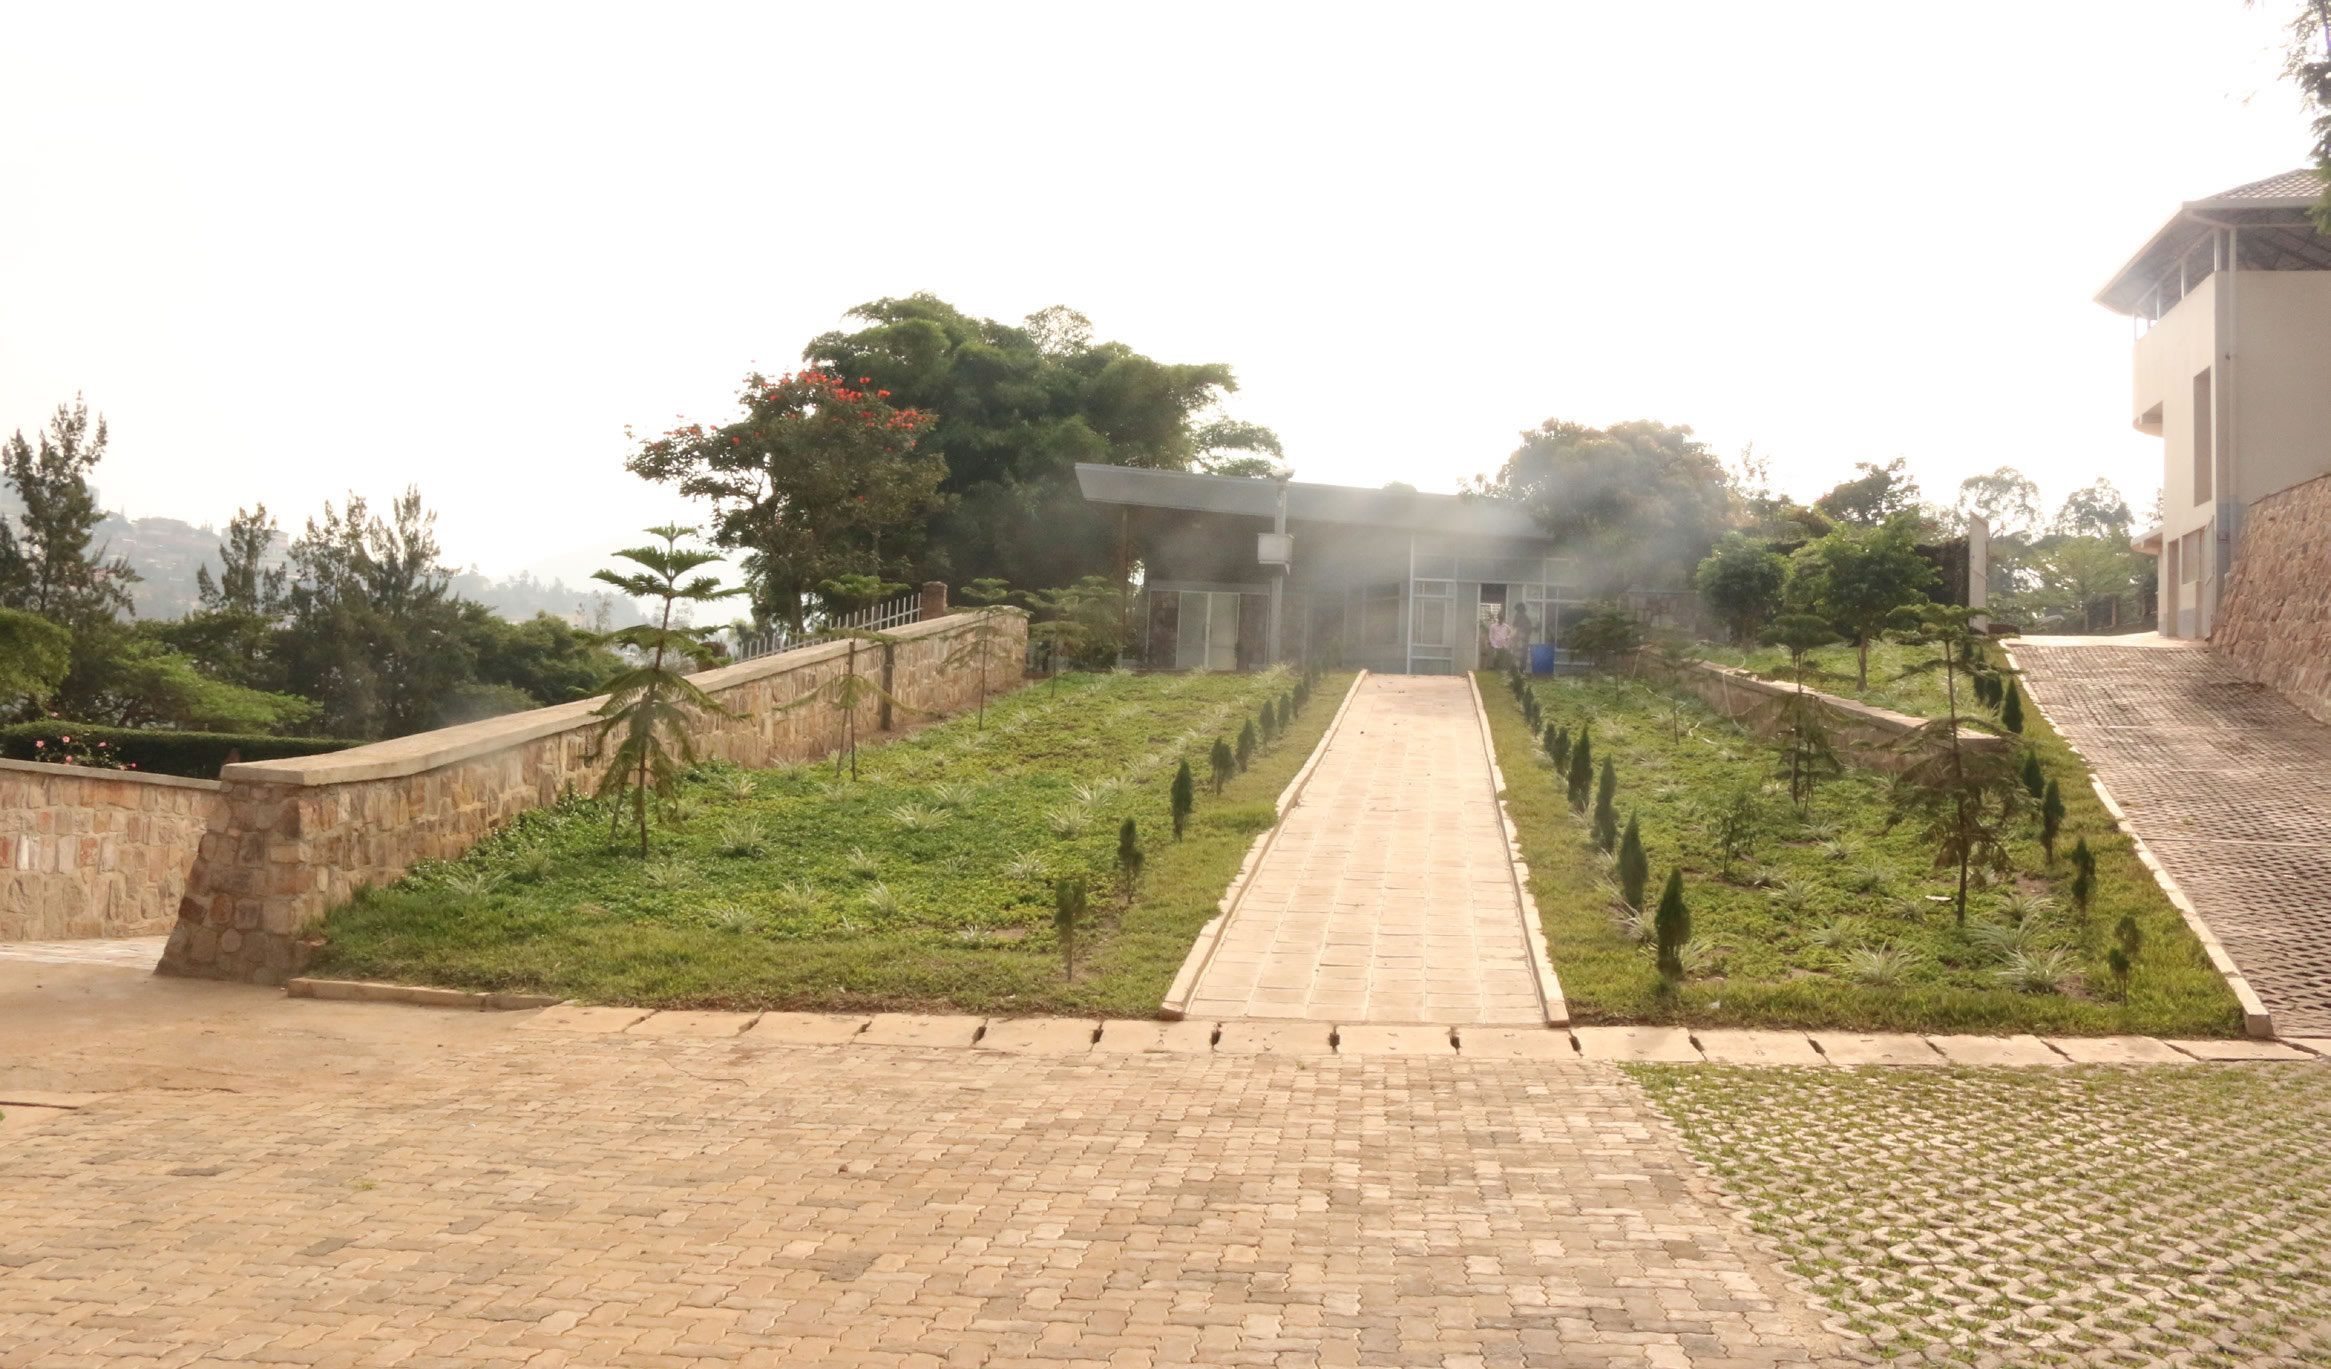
1483,652,2241,1034
313,667,1350,1015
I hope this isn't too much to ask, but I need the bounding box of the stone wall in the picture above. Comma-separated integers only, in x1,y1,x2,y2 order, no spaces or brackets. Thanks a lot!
2216,472,2331,724
1668,661,2010,772
0,760,226,942
157,607,1026,984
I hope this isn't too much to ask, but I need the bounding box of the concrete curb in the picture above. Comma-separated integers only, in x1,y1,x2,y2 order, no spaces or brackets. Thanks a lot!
1465,671,1569,1028
1159,671,1369,1021
2007,646,2277,1039
285,978,565,1011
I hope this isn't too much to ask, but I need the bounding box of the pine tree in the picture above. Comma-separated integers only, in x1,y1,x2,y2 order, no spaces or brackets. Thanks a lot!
1117,817,1144,886
2070,837,2096,911
1210,737,1235,794
1236,720,1255,772
586,526,746,857
2040,778,2066,862
1257,703,1277,743
1654,869,1691,981
2001,679,2026,733
1053,876,1087,978
1170,760,1194,839
1617,813,1649,910
2020,751,2046,801
1545,724,1569,771
1567,729,1594,810
1278,694,1293,735
1592,758,1619,852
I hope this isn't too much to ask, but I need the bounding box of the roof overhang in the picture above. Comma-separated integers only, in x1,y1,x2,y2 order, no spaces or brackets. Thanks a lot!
2097,171,2330,315
1074,463,1547,539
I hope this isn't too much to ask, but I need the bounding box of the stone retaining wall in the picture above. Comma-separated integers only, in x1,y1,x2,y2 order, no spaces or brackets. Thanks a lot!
0,759,226,942
2216,472,2331,724
1668,661,2010,771
157,606,1026,984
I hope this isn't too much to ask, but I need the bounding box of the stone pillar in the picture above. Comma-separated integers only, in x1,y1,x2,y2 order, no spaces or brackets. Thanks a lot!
1967,515,1989,630
920,581,948,619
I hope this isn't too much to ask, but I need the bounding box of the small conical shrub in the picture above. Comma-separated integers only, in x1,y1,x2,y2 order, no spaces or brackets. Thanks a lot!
1170,760,1194,840
1544,724,1568,771
2001,679,2026,734
2020,751,2045,801
2115,913,2143,960
1118,817,1143,885
2106,946,2132,995
1053,876,1087,978
1617,812,1649,909
1592,759,1619,852
1236,720,1255,772
2070,836,2095,911
2040,778,2065,862
1210,738,1235,795
1257,704,1277,743
1278,694,1294,734
1567,730,1594,810
1975,673,1998,708
1524,692,1541,732
1654,868,1691,981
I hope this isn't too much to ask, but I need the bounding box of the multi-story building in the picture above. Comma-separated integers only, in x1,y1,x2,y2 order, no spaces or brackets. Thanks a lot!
2097,169,2331,637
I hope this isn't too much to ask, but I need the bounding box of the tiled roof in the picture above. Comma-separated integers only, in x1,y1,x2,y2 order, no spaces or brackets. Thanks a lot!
2193,168,2325,206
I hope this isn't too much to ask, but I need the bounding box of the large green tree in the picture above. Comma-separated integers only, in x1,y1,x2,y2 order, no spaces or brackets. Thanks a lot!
1469,419,1731,592
1813,457,1920,527
628,367,945,631
1789,514,1938,689
2271,7,2331,226
275,489,473,738
800,295,1280,592
1693,533,1788,645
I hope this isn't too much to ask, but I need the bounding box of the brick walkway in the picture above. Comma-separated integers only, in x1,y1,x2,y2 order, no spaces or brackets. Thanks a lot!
1183,675,1545,1025
2016,636,2331,1036
0,971,1849,1368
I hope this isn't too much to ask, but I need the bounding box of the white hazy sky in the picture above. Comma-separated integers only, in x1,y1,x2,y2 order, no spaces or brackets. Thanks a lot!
0,3,2315,588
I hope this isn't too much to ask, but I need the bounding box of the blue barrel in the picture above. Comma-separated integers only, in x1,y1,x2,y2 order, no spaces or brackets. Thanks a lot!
1528,643,1556,676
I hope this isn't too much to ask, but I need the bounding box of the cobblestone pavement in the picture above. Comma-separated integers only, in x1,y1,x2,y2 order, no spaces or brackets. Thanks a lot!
0,1005,1849,1367
0,935,166,967
1185,676,1545,1025
2014,638,2331,1035
1637,1061,2331,1367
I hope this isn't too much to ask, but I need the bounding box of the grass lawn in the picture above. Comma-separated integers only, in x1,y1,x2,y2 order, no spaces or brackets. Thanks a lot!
1483,649,2243,1036
313,667,1352,1015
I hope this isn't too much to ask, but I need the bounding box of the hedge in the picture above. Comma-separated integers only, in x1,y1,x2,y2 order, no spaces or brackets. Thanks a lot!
0,721,364,780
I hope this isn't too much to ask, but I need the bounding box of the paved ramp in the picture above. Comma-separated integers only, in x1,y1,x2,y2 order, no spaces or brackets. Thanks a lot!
1181,674,1547,1024
2016,635,2331,1035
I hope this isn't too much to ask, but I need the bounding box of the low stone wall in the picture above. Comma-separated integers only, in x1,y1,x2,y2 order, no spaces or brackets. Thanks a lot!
1,759,226,942
1668,661,2009,772
2216,472,2331,725
158,607,1026,984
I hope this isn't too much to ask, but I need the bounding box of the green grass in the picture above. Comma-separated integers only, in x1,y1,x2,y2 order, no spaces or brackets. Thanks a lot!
313,668,1352,1015
1484,660,2242,1036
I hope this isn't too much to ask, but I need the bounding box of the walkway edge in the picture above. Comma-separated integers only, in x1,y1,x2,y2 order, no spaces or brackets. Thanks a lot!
1465,671,1570,1028
2007,646,2277,1039
1159,671,1370,1020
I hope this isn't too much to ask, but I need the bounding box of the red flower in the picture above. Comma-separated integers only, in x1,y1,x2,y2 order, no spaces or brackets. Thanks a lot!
877,390,891,397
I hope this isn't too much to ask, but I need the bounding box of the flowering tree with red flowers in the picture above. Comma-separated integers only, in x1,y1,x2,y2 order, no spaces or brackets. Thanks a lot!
626,370,945,631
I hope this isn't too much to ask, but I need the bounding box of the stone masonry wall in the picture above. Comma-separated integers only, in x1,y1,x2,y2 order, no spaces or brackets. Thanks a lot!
1669,661,2010,773
2216,472,2331,725
158,607,1026,984
0,760,227,942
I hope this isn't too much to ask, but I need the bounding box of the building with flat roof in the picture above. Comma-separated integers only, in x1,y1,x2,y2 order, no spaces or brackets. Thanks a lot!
1073,463,1581,674
2097,168,2331,637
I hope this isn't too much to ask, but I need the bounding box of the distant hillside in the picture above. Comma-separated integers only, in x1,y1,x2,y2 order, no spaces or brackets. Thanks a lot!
1,493,644,626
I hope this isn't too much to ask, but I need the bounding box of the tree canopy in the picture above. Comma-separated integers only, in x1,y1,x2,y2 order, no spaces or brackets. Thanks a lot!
799,295,1279,592
1470,419,1731,592
1813,457,1920,527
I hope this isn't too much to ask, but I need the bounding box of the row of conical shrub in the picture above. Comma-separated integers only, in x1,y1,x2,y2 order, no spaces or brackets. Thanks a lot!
1513,671,1693,984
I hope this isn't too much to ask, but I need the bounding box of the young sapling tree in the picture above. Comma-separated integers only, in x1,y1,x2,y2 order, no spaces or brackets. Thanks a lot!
1170,760,1194,839
1236,720,1256,772
1592,758,1619,852
1883,603,2029,923
2070,837,2096,911
2040,778,2066,862
1053,876,1087,978
2020,751,2046,801
1545,724,1569,772
587,525,746,858
2001,679,2026,733
1210,737,1235,794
